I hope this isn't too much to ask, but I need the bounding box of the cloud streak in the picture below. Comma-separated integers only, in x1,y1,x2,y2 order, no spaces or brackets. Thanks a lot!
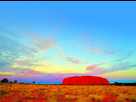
57,51,82,64
90,48,116,56
86,51,136,74
71,41,78,44
27,34,57,51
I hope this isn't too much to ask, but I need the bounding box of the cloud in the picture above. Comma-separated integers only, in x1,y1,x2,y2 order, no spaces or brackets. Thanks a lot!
27,34,57,51
86,62,109,71
88,63,136,75
57,51,82,64
14,59,41,67
66,57,82,64
108,52,115,54
90,48,116,56
84,62,89,64
71,41,78,44
86,51,136,74
0,32,39,67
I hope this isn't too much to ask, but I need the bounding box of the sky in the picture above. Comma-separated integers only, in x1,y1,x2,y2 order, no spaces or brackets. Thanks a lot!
0,1,136,84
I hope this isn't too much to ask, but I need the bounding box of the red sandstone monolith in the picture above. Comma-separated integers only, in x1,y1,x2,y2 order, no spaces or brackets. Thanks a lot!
62,76,110,85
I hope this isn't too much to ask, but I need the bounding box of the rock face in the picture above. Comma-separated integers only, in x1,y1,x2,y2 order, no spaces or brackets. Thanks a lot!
62,76,110,85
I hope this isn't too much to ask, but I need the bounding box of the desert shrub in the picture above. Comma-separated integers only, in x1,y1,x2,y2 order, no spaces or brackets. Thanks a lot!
44,94,54,98
71,90,78,95
115,96,125,102
64,95,77,100
94,95,104,102
23,94,37,99
5,93,14,97
123,94,129,100
12,97,20,102
88,95,104,101
0,89,9,96
88,95,96,100
56,92,65,97
46,96,58,102
111,90,120,96
77,97,90,102
77,91,83,95
31,96,38,99
28,101,33,102
23,95,32,99
83,92,89,96
90,90,97,94
129,96,136,102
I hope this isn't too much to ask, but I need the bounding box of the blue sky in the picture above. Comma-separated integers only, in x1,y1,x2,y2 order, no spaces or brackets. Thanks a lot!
0,1,136,84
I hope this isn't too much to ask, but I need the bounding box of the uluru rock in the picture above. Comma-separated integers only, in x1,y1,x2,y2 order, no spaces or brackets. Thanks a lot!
62,76,110,85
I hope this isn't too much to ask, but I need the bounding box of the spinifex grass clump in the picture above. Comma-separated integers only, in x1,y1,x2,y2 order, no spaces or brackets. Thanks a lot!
23,93,38,99
5,93,14,97
64,94,78,100
77,97,90,102
46,96,58,102
111,90,120,96
115,95,126,102
88,95,104,102
129,96,136,102
0,89,9,96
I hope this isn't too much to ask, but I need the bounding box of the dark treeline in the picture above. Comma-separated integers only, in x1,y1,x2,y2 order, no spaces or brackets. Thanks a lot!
111,82,136,86
0,78,136,86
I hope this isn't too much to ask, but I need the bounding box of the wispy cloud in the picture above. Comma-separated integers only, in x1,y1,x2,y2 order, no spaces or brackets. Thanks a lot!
71,41,78,44
86,62,109,71
90,48,116,56
0,32,39,72
14,59,49,67
27,34,57,51
84,62,89,64
57,51,82,64
86,51,136,74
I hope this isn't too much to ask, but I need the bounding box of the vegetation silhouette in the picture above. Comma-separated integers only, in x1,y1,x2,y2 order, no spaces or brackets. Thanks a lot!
0,78,8,83
14,80,17,83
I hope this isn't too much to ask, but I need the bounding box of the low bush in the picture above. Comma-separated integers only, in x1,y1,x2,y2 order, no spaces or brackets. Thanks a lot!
115,96,125,102
111,90,120,96
0,89,9,96
88,95,96,100
46,96,58,102
64,95,78,100
77,97,90,102
95,95,104,102
129,96,136,102
88,95,104,102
